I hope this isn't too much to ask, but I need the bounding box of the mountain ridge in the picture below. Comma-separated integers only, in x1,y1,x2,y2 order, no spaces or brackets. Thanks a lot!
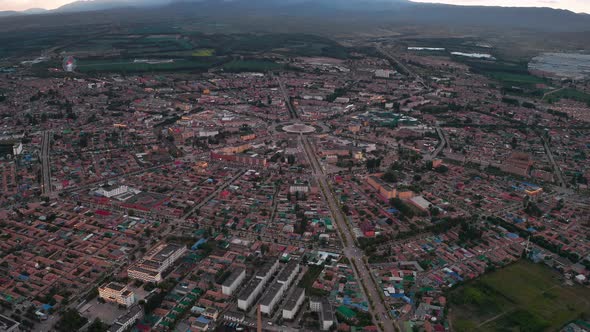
0,0,588,33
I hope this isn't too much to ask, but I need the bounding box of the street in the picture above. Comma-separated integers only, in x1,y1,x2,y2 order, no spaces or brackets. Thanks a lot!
300,135,397,332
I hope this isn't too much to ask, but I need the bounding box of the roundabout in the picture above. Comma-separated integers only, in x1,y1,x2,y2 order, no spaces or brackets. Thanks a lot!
282,123,317,134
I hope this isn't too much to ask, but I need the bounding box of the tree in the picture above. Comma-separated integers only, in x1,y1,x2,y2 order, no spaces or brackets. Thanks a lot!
341,205,350,215
434,165,449,173
55,309,88,332
87,319,108,332
143,291,165,315
381,171,398,183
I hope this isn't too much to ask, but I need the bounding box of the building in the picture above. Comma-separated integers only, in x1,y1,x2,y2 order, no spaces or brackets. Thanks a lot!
367,175,397,200
222,268,246,296
276,261,300,287
0,314,19,332
289,185,310,194
210,151,267,168
320,299,335,331
223,311,245,323
98,282,135,307
237,259,279,311
500,152,533,177
198,130,219,137
282,288,305,320
108,305,143,332
255,260,280,283
374,69,396,78
95,184,134,198
237,278,264,311
310,297,335,330
128,243,187,283
408,195,432,212
259,281,285,315
310,297,322,312
0,134,23,158
192,316,210,331
203,307,219,321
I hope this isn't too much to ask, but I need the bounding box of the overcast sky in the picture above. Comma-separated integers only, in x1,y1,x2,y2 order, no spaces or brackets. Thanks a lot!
1,0,589,12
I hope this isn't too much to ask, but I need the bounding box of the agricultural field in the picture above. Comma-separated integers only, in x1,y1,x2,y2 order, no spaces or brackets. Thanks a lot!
4,29,346,75
487,71,546,86
449,261,590,332
544,88,590,105
458,57,548,89
192,49,215,57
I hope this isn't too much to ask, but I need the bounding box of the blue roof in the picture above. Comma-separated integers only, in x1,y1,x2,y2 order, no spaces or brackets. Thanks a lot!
196,316,210,324
506,233,519,239
521,182,540,189
191,238,207,250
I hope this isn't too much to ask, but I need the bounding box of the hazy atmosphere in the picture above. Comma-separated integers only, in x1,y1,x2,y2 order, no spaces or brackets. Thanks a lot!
1,0,590,12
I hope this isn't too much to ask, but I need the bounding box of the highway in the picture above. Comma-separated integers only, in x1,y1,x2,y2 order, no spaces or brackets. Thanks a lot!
40,131,52,196
300,136,397,332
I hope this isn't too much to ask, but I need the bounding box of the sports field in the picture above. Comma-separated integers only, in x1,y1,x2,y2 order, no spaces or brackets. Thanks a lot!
449,261,590,332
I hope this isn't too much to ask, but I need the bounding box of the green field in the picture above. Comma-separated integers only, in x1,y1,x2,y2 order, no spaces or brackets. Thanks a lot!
450,261,590,332
192,49,215,57
455,57,547,91
544,88,590,105
488,71,546,85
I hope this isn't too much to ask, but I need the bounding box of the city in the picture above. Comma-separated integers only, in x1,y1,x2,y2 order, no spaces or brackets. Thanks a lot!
0,1,589,332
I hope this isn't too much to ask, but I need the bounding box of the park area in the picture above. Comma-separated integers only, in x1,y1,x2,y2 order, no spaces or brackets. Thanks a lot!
449,260,590,332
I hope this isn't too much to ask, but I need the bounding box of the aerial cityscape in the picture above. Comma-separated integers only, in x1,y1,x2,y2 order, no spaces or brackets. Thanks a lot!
0,1,589,332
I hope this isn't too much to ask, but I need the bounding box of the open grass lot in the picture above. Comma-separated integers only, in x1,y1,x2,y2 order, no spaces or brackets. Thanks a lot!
450,261,590,332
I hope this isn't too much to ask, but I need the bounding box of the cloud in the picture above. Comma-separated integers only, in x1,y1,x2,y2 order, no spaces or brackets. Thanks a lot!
410,0,590,13
0,0,78,11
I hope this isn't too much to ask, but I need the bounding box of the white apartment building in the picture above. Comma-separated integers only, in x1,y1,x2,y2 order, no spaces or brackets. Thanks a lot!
98,282,135,307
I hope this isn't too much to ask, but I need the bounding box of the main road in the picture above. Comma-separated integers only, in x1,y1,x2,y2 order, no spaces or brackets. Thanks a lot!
376,44,427,89
40,131,52,195
300,136,397,332
541,135,566,188
275,74,299,120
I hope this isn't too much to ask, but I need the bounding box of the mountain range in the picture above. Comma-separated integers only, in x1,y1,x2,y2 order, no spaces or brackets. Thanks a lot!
0,0,589,33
